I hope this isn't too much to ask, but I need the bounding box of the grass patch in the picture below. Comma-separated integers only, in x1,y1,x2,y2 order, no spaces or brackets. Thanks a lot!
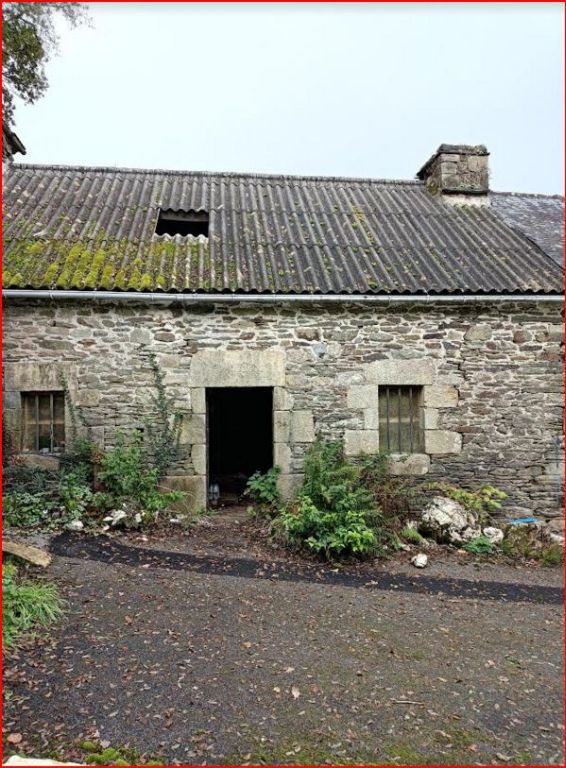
2,562,64,649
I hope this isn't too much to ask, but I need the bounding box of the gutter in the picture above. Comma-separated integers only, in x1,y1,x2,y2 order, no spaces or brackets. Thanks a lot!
1,290,564,305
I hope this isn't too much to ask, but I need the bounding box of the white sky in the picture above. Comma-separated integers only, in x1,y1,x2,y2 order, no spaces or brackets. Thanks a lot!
12,2,565,194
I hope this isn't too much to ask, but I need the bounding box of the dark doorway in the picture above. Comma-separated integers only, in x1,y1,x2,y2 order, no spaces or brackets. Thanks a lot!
207,387,273,500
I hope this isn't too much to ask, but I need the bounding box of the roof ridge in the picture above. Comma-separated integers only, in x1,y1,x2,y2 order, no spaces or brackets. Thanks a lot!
9,162,422,187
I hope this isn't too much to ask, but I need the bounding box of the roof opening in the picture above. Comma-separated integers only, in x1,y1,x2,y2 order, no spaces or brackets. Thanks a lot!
155,209,209,237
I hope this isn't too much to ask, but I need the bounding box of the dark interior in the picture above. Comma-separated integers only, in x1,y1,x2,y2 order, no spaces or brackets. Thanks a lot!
207,387,273,499
155,209,209,237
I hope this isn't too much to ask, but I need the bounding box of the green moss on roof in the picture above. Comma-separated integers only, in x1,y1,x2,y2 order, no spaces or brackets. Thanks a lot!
2,233,211,293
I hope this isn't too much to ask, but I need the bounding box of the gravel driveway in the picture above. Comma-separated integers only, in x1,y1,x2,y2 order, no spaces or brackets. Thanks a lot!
2,533,564,765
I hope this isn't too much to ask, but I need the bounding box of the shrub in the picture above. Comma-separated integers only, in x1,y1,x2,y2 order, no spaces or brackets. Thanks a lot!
359,452,420,523
95,432,183,527
244,466,281,515
401,525,425,545
463,535,495,556
3,491,55,528
2,563,64,649
144,350,183,479
57,465,94,521
275,440,378,558
428,482,506,526
500,526,564,566
279,495,376,558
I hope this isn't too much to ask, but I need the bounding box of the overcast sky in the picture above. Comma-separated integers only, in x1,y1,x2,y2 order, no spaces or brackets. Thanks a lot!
12,2,564,194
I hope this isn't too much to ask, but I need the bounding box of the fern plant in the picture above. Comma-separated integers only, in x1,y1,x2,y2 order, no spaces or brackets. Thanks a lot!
144,350,183,479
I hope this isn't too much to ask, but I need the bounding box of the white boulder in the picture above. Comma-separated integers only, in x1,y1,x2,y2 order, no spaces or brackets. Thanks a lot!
420,496,481,544
483,526,504,544
104,509,127,526
411,553,428,568
66,519,84,531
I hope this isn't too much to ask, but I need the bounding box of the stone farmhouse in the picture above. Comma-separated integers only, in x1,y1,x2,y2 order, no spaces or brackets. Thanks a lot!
2,144,564,518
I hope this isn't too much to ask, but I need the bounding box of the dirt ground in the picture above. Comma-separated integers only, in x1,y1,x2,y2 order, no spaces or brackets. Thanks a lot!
2,514,564,766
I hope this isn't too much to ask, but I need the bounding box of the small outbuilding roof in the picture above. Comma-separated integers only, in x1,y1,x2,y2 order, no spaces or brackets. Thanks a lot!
2,163,563,295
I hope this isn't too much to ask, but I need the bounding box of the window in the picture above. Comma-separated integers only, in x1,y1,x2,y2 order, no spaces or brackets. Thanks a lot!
155,209,209,237
21,392,65,454
379,386,423,453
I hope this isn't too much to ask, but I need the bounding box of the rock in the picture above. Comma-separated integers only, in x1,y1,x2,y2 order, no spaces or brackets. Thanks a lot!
411,553,428,568
66,519,84,531
419,496,481,544
2,540,52,568
104,509,127,526
483,526,504,544
546,518,565,534
549,533,565,547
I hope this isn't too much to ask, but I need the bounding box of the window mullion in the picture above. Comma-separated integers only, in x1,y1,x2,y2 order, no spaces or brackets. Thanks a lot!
35,394,39,452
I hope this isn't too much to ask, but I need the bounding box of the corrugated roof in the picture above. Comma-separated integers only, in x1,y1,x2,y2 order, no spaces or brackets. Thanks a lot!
491,191,564,268
2,163,563,294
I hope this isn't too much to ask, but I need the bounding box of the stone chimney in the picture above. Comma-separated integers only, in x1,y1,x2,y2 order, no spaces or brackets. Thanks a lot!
416,144,489,206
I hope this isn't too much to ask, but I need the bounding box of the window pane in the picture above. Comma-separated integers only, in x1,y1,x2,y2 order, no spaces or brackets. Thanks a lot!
53,394,65,423
22,395,37,452
398,388,412,452
38,423,52,452
53,423,65,453
38,394,52,424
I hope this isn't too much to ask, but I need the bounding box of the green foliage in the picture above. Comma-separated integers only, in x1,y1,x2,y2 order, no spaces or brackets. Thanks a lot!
244,466,281,514
3,490,54,527
80,742,161,766
3,464,93,529
144,350,183,479
359,452,419,522
429,482,507,526
463,535,495,556
500,526,564,566
2,2,89,128
279,495,376,558
57,464,94,520
2,563,63,649
96,432,183,526
276,440,377,558
401,525,425,544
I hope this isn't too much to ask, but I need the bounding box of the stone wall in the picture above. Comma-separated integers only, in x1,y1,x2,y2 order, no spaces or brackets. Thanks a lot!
2,298,563,519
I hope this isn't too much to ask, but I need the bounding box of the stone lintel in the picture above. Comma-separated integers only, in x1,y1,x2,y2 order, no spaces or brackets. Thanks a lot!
189,350,285,387
366,359,434,386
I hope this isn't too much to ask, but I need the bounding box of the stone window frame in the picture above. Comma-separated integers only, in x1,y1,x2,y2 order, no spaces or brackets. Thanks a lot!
3,363,79,456
345,359,462,475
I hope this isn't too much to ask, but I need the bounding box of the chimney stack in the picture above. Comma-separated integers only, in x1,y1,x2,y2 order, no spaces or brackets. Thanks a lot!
417,144,489,206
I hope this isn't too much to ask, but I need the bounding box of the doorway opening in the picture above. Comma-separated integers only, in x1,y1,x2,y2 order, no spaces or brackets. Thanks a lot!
207,387,273,504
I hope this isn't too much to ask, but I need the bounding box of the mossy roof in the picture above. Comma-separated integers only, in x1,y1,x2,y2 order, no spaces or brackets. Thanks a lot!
2,164,563,294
